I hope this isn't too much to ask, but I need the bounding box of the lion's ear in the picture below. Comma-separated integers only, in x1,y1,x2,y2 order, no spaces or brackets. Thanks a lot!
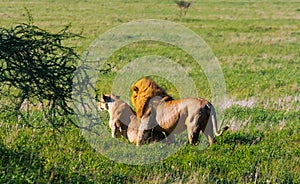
102,94,110,102
132,86,139,93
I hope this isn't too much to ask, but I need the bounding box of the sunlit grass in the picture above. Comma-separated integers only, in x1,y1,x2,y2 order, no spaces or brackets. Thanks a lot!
0,0,299,183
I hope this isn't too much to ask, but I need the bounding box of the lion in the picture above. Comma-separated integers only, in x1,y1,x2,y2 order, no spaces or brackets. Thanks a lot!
98,94,166,145
131,77,229,146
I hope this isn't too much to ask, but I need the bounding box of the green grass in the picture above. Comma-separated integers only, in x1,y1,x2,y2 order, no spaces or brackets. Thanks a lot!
1,0,300,183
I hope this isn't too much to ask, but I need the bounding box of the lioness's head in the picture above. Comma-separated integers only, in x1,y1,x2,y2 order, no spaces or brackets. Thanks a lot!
131,77,173,118
98,94,119,111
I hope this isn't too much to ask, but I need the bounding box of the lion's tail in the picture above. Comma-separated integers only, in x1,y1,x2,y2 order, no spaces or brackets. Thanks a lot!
209,104,229,137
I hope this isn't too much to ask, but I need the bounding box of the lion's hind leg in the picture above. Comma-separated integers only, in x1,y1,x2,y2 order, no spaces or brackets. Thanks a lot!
187,124,201,145
202,118,216,146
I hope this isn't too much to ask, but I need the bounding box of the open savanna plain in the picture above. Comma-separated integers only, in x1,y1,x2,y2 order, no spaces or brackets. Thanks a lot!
0,0,299,183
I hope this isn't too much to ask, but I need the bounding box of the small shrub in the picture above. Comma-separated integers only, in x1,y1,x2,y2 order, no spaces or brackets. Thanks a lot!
0,14,81,128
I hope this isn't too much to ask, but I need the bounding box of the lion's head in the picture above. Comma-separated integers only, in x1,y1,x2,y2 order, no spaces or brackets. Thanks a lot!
131,77,173,118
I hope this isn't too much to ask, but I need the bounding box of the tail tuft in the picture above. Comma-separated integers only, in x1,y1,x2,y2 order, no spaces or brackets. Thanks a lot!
223,125,229,132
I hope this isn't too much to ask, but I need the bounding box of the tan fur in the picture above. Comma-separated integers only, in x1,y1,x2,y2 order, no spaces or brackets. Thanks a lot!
131,78,229,146
98,94,165,145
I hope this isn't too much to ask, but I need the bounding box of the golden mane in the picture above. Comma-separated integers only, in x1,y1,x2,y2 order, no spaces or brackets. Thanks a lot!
131,77,173,118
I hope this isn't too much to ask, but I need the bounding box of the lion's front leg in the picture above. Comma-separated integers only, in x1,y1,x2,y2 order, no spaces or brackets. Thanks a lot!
137,117,152,146
109,119,118,138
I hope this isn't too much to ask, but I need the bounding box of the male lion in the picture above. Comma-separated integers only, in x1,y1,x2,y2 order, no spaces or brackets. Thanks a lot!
131,77,229,146
98,94,166,145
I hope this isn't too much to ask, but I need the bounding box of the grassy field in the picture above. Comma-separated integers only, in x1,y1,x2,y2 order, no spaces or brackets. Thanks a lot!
1,0,300,183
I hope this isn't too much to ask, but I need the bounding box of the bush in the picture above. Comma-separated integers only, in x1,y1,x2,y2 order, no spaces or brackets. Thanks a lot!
0,16,81,128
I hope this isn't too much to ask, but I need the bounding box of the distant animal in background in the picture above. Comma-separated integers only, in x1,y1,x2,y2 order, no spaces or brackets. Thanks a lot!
175,1,193,16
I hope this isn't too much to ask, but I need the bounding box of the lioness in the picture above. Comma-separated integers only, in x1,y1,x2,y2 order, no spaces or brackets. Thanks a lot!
98,94,166,145
131,77,229,146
